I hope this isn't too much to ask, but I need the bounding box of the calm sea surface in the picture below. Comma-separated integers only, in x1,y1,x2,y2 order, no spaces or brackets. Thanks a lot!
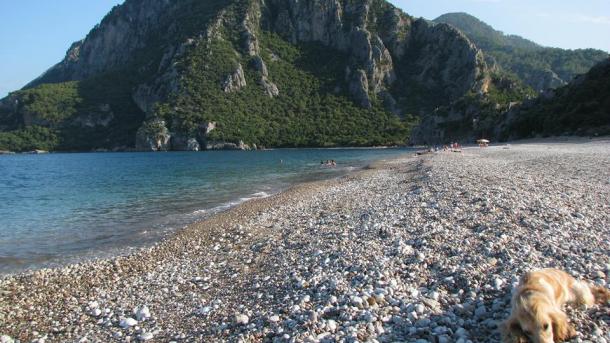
0,148,412,274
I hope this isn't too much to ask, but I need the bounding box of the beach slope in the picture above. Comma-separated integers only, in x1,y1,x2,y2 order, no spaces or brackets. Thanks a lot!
1,139,609,342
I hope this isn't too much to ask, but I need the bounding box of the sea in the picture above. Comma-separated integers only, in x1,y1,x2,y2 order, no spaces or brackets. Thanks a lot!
0,148,412,274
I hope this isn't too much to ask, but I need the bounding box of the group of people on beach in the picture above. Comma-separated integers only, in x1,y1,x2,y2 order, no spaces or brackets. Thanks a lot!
447,142,462,151
321,160,337,167
428,142,462,153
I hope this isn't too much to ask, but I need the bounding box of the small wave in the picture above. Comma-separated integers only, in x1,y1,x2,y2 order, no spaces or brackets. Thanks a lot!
251,191,270,198
190,191,272,217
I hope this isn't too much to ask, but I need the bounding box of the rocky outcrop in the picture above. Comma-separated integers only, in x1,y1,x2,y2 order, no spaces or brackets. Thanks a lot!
405,20,488,99
434,12,609,93
269,0,347,48
28,0,174,86
222,64,247,93
529,69,566,91
135,118,171,151
495,58,610,139
264,0,486,111
243,5,280,98
348,69,372,108
251,56,279,97
171,135,200,151
205,140,251,150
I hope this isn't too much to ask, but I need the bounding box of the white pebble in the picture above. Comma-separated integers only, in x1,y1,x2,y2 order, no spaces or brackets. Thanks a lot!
134,305,151,321
139,332,154,341
119,318,138,328
235,314,249,325
327,319,337,332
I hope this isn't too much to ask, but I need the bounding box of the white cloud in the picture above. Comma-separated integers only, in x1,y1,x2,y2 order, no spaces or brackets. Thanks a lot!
574,14,610,25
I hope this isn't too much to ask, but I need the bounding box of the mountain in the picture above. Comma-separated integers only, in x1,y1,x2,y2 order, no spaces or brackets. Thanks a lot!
498,58,610,139
0,0,490,152
434,12,609,92
411,57,610,144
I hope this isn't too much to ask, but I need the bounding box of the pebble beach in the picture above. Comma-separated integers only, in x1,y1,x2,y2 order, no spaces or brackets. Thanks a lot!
1,139,609,343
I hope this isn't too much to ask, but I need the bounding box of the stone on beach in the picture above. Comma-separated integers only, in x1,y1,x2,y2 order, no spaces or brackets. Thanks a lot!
119,318,138,329
1,139,609,342
134,305,151,321
138,332,154,341
235,313,249,325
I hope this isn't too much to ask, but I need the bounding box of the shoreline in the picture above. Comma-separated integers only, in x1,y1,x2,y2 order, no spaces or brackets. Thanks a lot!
1,154,405,278
2,136,607,155
1,140,609,342
0,148,415,276
0,146,411,155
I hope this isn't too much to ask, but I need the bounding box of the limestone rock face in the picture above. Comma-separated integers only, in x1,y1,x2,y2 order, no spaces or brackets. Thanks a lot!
264,0,486,109
131,39,189,116
205,140,251,151
28,0,174,85
348,69,372,109
135,118,171,152
251,56,280,97
260,78,280,97
251,56,268,76
201,122,217,136
171,135,200,151
530,69,566,91
222,64,248,93
405,20,487,100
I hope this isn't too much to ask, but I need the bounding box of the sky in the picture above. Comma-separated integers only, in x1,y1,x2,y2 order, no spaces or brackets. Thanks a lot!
1,0,609,98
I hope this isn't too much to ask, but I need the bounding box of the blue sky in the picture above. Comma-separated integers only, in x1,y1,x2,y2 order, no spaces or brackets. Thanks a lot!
1,0,609,97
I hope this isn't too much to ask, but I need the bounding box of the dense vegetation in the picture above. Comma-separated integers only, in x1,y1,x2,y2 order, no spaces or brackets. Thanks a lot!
156,29,414,148
0,126,59,152
434,13,609,91
503,59,610,139
0,73,144,151
433,72,536,141
0,0,413,152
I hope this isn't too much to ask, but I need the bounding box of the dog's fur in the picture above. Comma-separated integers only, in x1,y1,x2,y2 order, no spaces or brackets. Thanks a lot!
501,268,610,343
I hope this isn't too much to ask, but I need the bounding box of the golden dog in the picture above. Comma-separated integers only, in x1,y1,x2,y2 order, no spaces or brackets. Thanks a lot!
501,268,610,343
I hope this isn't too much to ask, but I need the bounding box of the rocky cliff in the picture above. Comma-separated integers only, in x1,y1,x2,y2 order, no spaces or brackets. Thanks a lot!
1,0,487,152
28,0,174,86
434,12,609,93
497,58,610,139
412,57,610,144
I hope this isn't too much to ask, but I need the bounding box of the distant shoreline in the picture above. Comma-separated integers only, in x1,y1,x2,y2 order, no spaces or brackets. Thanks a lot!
0,145,411,155
3,135,608,155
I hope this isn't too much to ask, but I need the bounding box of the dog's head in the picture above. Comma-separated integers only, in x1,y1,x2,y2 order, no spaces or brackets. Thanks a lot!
501,292,575,343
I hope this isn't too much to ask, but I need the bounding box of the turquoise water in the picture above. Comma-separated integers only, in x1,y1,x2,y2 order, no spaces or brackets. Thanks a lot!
0,148,411,274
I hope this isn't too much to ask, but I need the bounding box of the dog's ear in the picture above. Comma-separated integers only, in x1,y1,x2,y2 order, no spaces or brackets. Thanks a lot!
500,317,527,343
591,286,610,305
550,310,576,341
